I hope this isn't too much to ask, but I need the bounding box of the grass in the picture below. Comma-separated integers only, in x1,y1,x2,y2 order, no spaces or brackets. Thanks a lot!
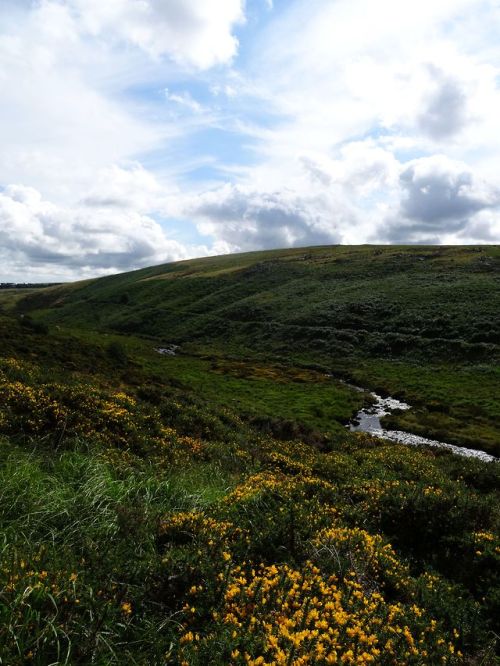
0,441,233,664
136,353,364,437
0,385,498,663
0,246,499,663
18,246,500,364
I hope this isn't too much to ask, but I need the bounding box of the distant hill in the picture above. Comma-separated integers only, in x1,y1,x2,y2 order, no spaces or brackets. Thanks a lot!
0,282,62,289
20,245,500,363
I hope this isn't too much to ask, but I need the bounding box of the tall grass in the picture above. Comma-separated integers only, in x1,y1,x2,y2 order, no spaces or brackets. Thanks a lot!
0,440,235,664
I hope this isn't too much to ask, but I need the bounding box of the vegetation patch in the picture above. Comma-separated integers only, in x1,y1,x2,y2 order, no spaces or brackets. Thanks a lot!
0,246,499,663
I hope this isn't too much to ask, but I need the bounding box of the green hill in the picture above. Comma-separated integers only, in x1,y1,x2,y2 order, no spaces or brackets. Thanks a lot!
17,245,500,455
20,245,500,360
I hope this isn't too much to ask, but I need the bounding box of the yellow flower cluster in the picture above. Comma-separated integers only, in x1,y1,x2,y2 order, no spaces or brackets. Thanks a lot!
0,360,220,473
181,561,459,665
159,510,247,549
472,531,500,557
312,526,413,594
225,471,289,504
0,380,67,432
2,556,78,605
158,426,205,461
225,471,336,507
267,451,313,476
0,356,30,376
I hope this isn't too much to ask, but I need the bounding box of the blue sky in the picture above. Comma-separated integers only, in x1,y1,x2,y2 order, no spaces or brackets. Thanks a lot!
1,0,500,281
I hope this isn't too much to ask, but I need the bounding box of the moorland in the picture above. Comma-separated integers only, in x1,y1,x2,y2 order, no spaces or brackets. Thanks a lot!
0,245,499,664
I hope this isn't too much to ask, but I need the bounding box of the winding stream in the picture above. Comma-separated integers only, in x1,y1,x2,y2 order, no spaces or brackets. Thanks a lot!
348,388,497,463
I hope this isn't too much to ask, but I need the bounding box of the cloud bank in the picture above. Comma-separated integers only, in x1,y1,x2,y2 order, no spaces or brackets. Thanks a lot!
0,183,191,281
380,156,500,242
70,0,245,69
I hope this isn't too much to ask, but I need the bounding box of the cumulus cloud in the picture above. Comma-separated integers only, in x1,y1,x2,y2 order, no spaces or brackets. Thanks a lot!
0,0,243,202
81,164,169,212
0,1,165,202
2,0,500,282
179,141,407,253
0,184,191,280
301,142,400,195
244,0,500,197
185,184,347,251
456,210,500,243
379,156,500,242
400,156,500,223
70,0,245,69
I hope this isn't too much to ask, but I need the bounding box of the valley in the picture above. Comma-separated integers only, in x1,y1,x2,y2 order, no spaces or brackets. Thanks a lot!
0,245,499,665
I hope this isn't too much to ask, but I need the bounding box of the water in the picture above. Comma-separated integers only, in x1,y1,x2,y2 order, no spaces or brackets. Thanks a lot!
349,388,497,463
155,344,179,356
350,393,411,433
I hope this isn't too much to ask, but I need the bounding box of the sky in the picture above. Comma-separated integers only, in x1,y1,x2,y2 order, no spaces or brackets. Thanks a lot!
1,0,500,282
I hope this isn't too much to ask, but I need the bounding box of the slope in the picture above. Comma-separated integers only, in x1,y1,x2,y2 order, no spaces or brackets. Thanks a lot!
17,244,500,455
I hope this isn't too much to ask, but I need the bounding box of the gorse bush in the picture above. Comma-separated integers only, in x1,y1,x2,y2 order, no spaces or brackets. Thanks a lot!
180,562,459,665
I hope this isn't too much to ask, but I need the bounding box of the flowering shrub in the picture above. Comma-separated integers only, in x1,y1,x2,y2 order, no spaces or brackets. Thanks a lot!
180,562,461,665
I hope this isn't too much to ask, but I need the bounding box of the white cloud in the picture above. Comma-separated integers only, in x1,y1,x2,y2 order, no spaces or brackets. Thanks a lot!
400,156,500,223
456,209,500,243
208,0,500,247
70,0,245,69
0,0,246,281
0,1,167,202
165,89,204,114
378,155,500,242
181,136,403,250
417,66,469,140
300,141,400,195
246,4,500,159
184,183,354,251
0,183,193,280
2,0,500,283
0,0,245,202
81,164,172,212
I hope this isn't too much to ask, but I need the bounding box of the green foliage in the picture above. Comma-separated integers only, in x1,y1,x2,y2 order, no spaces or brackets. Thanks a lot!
18,246,500,365
106,339,128,366
20,315,49,335
0,247,499,663
16,244,500,453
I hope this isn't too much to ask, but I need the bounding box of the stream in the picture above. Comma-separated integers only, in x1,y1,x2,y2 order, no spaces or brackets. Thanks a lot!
348,387,497,463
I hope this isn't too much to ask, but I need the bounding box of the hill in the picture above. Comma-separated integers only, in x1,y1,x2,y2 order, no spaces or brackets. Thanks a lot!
19,245,500,360
0,245,499,663
17,245,500,456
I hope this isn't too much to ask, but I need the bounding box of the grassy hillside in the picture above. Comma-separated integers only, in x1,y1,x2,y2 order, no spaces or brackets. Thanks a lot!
15,245,500,455
1,245,498,663
19,246,500,360
0,313,499,664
